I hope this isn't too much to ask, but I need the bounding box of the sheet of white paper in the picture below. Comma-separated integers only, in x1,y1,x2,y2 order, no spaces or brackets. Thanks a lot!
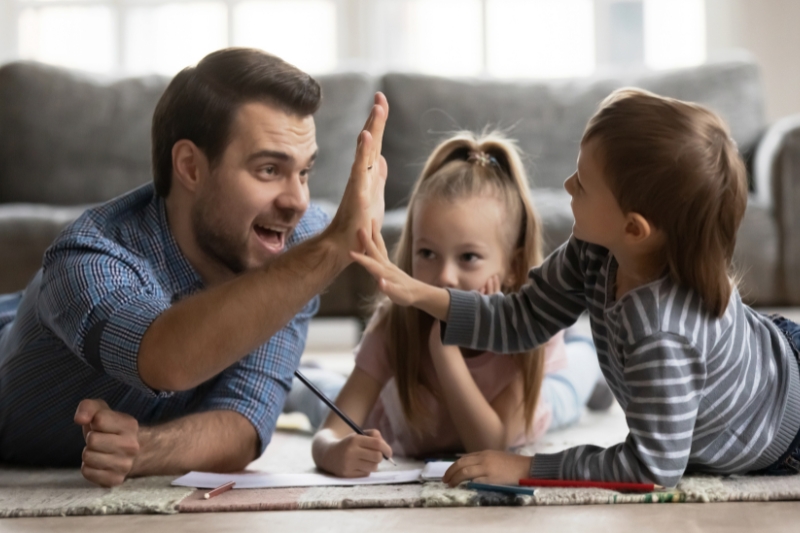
172,468,423,489
420,461,454,481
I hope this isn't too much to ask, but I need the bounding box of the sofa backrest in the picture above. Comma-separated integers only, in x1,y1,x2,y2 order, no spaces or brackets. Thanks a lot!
0,62,164,205
380,59,766,208
0,61,376,205
0,59,767,209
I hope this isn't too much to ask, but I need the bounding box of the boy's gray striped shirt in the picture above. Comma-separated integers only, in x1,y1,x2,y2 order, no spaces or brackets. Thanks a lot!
443,237,800,487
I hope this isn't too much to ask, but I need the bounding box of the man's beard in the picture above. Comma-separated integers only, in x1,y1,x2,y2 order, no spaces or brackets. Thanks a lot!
191,197,249,275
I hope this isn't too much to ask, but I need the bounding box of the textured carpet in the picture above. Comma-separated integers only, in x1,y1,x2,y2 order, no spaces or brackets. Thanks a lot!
3,404,800,516
177,474,800,512
0,466,194,517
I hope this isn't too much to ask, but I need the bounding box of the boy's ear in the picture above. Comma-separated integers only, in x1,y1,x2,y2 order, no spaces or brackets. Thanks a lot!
171,140,209,194
623,212,653,245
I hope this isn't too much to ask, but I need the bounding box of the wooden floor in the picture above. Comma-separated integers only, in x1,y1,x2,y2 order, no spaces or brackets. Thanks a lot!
3,503,800,533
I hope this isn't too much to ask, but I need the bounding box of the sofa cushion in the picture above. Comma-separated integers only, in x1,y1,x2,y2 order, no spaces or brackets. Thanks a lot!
380,59,766,208
0,61,377,205
0,62,165,204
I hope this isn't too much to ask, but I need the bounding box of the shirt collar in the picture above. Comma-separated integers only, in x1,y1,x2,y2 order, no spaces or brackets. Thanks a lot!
143,188,205,301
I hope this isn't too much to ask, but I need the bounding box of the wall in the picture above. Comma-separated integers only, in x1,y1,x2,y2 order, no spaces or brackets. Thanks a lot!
707,0,800,121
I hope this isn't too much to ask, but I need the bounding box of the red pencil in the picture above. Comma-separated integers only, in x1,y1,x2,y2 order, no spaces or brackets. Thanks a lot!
203,480,235,499
520,478,664,492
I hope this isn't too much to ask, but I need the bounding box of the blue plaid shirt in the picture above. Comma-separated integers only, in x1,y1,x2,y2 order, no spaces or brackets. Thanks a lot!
0,184,329,466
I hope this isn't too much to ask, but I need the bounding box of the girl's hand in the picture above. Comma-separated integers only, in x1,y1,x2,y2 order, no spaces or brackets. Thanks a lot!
428,320,461,360
480,274,502,295
442,450,533,487
350,221,422,307
325,429,394,478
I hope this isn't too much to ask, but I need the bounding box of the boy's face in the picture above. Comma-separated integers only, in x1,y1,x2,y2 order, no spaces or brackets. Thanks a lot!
563,139,628,248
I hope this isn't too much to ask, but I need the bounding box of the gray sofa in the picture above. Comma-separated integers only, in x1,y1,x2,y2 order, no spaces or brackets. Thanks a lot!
1,58,799,317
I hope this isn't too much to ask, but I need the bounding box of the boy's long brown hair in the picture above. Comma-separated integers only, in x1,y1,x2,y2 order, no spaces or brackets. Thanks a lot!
583,89,748,318
368,131,546,435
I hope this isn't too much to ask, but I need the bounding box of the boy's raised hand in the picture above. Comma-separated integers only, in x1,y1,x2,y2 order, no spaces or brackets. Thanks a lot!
350,221,421,308
350,221,451,321
442,450,532,487
327,429,393,478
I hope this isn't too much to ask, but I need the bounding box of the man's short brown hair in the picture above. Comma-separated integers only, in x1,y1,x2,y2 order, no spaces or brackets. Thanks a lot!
151,48,322,197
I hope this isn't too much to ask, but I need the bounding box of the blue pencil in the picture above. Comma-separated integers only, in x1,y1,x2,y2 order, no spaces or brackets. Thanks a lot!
466,481,535,496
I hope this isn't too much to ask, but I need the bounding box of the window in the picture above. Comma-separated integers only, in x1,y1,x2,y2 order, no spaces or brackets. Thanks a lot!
3,0,707,77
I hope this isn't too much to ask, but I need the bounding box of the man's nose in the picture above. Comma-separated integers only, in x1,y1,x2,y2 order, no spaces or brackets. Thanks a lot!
275,174,309,214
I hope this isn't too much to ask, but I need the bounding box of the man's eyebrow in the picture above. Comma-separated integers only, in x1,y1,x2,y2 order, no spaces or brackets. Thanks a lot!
247,150,291,163
246,150,318,166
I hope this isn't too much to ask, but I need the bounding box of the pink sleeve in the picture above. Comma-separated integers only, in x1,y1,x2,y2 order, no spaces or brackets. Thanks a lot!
353,325,393,386
542,330,569,374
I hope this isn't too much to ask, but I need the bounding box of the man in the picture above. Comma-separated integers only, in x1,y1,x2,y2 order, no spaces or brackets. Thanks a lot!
0,47,389,487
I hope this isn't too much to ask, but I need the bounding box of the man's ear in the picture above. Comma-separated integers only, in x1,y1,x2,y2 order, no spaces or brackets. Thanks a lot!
623,212,653,245
171,140,208,194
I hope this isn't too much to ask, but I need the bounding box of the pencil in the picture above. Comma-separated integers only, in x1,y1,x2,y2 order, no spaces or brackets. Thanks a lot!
203,480,235,499
294,369,397,466
466,481,535,496
519,478,664,492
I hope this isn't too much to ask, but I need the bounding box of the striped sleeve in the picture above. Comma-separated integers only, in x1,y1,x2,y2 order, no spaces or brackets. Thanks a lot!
531,332,705,487
443,237,589,353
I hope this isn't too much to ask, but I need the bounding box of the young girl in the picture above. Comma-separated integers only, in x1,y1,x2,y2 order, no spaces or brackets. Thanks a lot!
308,132,605,478
352,89,800,488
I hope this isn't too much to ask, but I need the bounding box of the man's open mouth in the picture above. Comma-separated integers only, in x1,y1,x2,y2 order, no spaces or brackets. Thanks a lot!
254,224,287,253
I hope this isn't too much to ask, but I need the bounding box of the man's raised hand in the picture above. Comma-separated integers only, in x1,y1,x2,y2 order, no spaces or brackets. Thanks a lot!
326,92,389,259
74,399,140,487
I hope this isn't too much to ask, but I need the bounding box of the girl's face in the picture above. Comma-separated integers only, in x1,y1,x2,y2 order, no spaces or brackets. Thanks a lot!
411,195,515,292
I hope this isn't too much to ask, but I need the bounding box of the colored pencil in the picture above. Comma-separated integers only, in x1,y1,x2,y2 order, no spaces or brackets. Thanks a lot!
520,478,664,492
203,480,235,499
466,481,535,496
294,369,396,465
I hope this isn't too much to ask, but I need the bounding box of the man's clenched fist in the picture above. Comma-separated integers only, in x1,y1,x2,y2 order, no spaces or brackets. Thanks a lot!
74,399,140,487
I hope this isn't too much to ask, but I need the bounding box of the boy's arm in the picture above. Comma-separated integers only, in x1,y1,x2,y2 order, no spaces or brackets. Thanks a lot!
445,333,706,488
353,231,590,353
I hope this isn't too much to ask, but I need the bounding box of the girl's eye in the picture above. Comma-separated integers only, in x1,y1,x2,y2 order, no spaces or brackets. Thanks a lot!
460,252,480,263
417,249,435,259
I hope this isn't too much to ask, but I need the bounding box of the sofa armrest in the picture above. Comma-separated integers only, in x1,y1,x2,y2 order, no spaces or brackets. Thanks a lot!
753,114,800,303
0,204,88,293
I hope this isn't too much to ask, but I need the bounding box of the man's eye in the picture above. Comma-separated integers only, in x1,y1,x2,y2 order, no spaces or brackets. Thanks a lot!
260,165,277,176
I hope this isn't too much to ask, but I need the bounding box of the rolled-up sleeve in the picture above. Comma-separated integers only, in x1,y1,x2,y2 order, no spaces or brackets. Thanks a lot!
38,242,173,397
198,295,319,453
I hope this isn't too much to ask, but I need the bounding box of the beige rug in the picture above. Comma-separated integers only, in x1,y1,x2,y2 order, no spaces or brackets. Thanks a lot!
0,466,193,517
2,405,800,516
